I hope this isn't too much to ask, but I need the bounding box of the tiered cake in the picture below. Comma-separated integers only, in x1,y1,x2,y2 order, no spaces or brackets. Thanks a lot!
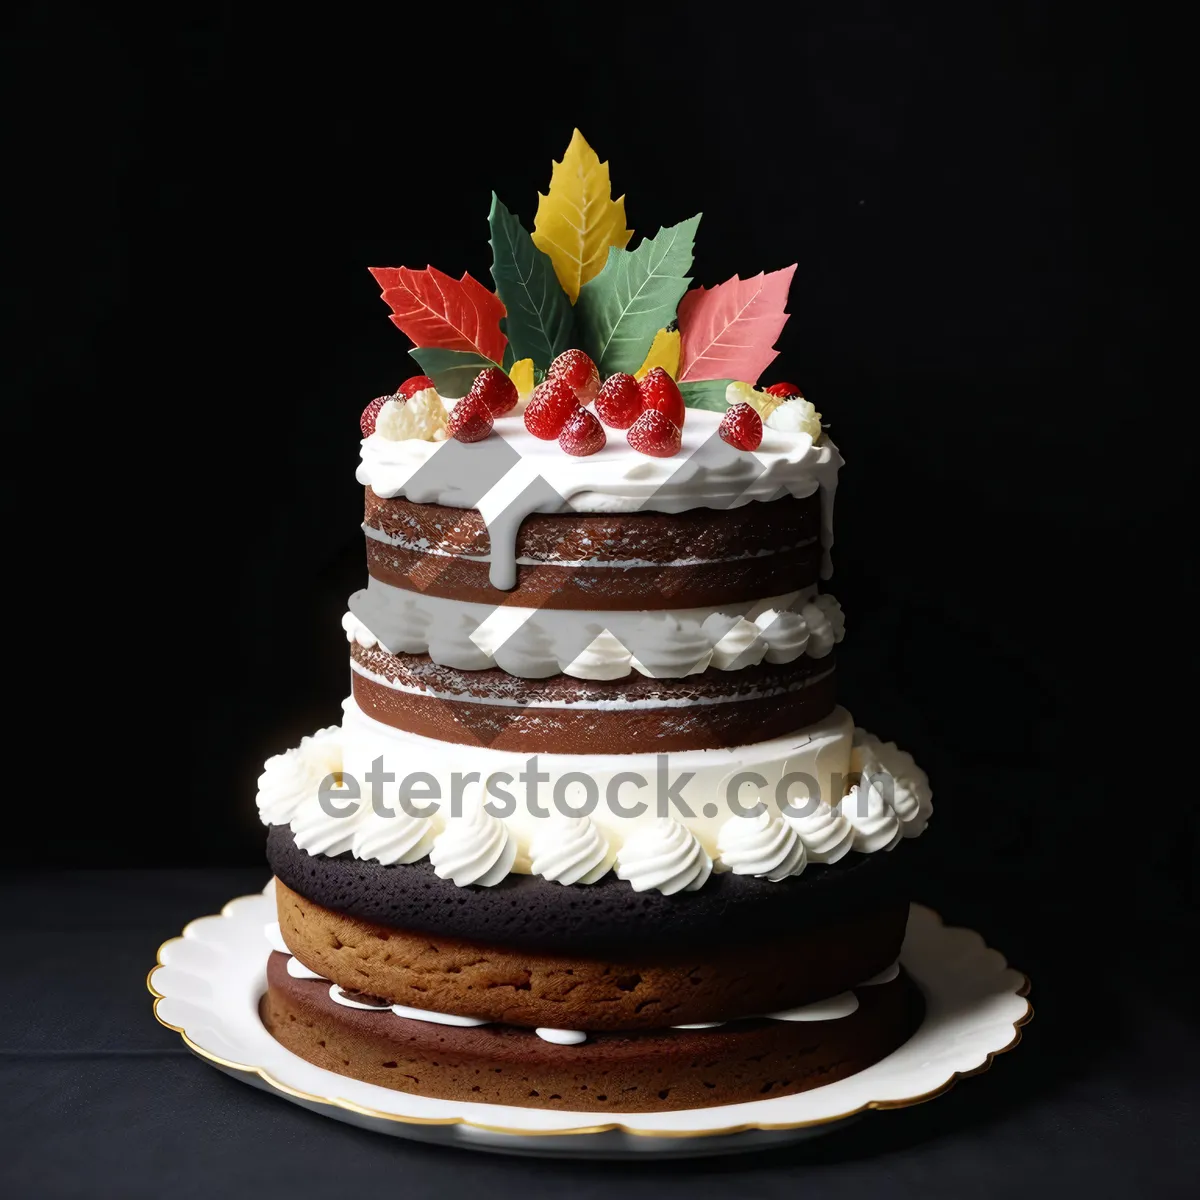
256,132,932,1113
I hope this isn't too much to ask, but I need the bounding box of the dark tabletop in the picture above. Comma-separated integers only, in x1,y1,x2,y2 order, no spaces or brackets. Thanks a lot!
2,869,1196,1198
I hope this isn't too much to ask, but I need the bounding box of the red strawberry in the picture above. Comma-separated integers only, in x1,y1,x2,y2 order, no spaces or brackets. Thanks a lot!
447,394,494,443
765,381,803,400
547,349,600,404
360,395,393,437
594,372,643,429
638,367,685,427
523,378,579,440
397,375,436,399
718,402,763,452
558,407,607,457
626,409,682,458
468,367,518,416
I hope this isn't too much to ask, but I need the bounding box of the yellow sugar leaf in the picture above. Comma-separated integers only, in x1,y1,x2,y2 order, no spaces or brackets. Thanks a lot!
533,129,633,304
634,327,682,380
509,357,535,399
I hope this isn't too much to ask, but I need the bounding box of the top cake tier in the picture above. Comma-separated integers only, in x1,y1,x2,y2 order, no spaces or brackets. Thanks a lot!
357,403,843,604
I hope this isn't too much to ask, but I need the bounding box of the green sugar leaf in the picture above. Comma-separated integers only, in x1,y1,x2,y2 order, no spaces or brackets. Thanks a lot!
408,347,499,397
575,214,701,377
680,379,732,411
489,194,575,370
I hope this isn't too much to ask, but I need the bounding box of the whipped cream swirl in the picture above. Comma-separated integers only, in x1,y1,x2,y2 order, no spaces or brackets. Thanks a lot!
341,611,378,649
854,730,933,838
256,726,343,826
528,814,614,885
784,801,855,864
800,595,844,658
754,608,811,663
716,811,807,881
563,629,632,680
630,613,713,677
429,795,517,887
290,786,364,857
351,806,437,866
840,781,903,853
705,616,767,670
616,818,713,895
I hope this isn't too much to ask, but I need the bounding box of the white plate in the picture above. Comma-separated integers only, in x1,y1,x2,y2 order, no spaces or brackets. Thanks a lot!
148,885,1031,1158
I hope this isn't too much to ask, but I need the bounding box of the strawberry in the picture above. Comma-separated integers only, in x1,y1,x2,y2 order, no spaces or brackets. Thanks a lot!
360,395,393,437
523,378,579,440
468,367,518,416
397,375,436,399
626,409,682,458
638,367,685,428
765,381,803,400
447,394,494,443
558,406,607,457
718,402,763,451
547,349,600,404
594,372,643,429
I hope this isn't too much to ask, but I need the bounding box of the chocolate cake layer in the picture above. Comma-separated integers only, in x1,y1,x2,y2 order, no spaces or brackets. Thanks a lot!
262,952,923,1112
364,490,821,608
349,650,837,752
267,824,911,955
276,880,907,1030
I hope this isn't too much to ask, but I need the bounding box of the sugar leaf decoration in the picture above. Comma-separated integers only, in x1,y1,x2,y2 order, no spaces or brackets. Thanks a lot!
575,215,701,378
679,379,733,411
407,347,500,396
488,194,576,369
369,266,508,365
635,325,681,380
532,130,633,304
676,266,797,384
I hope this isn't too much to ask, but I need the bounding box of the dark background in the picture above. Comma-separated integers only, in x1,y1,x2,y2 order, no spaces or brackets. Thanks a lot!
11,3,1187,897
6,3,1196,1194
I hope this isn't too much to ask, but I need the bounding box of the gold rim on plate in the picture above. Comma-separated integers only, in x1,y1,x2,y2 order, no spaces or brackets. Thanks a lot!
147,895,1033,1139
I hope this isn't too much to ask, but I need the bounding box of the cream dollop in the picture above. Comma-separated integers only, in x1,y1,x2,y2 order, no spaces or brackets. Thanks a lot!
800,596,844,658
528,814,614,885
341,611,378,649
374,388,449,442
629,613,712,677
289,786,364,857
840,781,903,853
854,731,933,839
765,396,823,438
351,805,437,866
562,628,632,680
429,795,517,886
616,818,713,895
754,608,811,664
716,811,807,881
784,801,855,864
705,616,767,670
256,727,343,827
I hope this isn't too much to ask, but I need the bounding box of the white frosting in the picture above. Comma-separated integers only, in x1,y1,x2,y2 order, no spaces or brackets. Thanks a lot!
715,811,807,881
858,961,900,986
428,794,518,887
534,1028,587,1045
840,781,903,853
264,921,290,955
375,389,449,442
351,806,437,866
358,405,841,589
330,985,391,1010
853,729,934,838
784,801,855,864
390,1003,488,1027
528,814,614,885
255,726,342,826
762,991,859,1021
616,818,713,895
346,584,839,679
286,956,325,981
764,396,822,438
289,785,364,857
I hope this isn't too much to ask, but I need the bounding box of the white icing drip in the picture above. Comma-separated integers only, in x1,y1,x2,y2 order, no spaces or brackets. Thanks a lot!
858,962,900,986
616,818,713,895
264,921,290,955
762,991,859,1021
286,956,326,981
255,726,342,826
351,806,436,866
428,793,517,886
534,1028,587,1045
841,781,903,853
289,787,364,857
329,985,391,1010
784,801,855,864
390,1003,489,1027
528,815,614,885
358,406,842,592
716,811,807,881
